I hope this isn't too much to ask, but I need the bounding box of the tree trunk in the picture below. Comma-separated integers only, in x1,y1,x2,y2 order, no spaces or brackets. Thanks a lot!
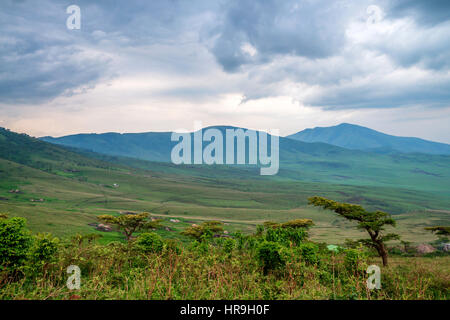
376,242,388,267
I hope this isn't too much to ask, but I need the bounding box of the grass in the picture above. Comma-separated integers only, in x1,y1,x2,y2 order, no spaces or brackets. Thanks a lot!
1,237,448,300
0,155,448,245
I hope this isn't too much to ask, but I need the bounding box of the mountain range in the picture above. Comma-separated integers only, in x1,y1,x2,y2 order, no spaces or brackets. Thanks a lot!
287,123,450,155
40,123,450,163
1,125,449,241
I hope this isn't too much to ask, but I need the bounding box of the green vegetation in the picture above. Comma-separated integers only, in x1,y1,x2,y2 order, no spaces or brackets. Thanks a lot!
308,197,399,266
97,212,161,241
0,127,449,300
0,215,448,300
425,226,450,236
0,129,448,245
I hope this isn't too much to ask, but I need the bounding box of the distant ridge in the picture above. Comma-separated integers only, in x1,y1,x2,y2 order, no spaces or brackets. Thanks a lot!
287,123,450,155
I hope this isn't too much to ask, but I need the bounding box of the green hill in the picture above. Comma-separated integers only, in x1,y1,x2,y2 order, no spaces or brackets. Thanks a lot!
0,127,449,244
40,126,450,193
287,123,450,155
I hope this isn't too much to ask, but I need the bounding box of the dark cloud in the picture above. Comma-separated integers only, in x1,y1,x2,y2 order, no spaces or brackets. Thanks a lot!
388,0,450,25
0,0,449,112
0,0,216,104
304,76,450,109
210,0,364,72
0,1,113,103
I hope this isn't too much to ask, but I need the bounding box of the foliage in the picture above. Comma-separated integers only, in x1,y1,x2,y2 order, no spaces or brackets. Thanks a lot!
0,217,32,269
0,216,448,300
425,226,450,236
27,233,59,275
343,247,368,274
298,242,320,265
135,232,164,253
181,221,224,241
97,212,161,241
222,238,235,255
256,241,285,274
308,196,399,266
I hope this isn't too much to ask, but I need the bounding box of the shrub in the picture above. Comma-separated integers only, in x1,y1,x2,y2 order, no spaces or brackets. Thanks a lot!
164,239,182,255
344,248,368,274
135,233,164,253
298,242,320,265
0,217,32,269
223,238,235,255
257,241,285,274
29,233,59,264
265,227,307,246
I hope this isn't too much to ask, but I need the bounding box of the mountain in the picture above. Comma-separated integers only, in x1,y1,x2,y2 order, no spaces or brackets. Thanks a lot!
2,126,450,243
287,123,450,155
41,131,173,163
0,127,113,171
38,125,450,196
40,126,352,163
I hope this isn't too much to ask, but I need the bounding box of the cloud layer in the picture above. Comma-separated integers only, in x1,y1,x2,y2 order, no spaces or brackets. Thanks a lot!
0,0,449,142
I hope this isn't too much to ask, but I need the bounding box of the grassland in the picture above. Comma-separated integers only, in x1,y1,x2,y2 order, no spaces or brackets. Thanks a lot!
0,127,449,245
0,156,448,245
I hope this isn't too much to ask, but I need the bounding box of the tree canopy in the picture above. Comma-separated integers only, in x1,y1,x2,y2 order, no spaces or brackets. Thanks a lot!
98,212,161,241
308,196,399,266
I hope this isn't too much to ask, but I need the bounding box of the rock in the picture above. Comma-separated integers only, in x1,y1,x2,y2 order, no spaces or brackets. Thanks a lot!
223,230,229,234
191,224,199,227
442,243,450,252
170,219,180,223
416,244,435,254
164,226,174,232
96,223,112,232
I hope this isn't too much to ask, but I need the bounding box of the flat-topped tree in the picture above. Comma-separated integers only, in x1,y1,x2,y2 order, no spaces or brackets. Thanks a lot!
424,226,450,236
308,196,399,266
181,221,224,241
425,226,450,243
98,212,161,241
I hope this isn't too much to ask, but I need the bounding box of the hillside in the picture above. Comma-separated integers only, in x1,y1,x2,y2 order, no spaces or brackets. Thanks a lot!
39,126,450,194
287,123,450,155
1,127,449,244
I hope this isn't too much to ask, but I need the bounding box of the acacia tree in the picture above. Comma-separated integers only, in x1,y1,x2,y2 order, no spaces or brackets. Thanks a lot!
424,226,450,242
98,212,161,241
181,221,224,241
424,226,450,236
308,196,399,266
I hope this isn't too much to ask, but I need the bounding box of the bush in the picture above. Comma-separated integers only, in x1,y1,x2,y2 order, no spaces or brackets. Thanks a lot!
257,241,285,274
265,227,307,246
223,238,235,255
29,233,59,264
164,239,182,255
344,248,368,274
0,217,32,269
299,242,320,265
135,233,164,253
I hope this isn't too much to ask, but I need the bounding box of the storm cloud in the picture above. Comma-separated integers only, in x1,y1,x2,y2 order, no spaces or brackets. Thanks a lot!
0,0,449,141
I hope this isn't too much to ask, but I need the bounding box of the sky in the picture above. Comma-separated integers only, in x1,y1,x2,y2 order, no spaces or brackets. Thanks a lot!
0,0,450,143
